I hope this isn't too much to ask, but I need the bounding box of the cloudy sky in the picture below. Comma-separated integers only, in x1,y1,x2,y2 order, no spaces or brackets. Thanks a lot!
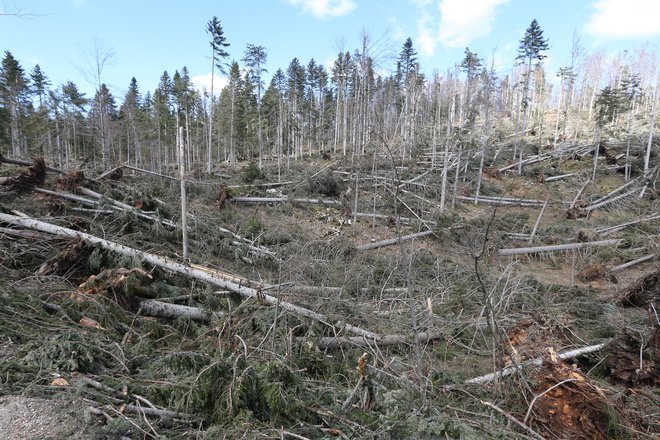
1,0,658,99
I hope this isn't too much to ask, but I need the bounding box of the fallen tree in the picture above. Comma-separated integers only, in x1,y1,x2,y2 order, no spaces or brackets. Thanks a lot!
464,343,608,384
0,213,378,340
497,239,623,256
355,230,434,251
231,196,341,207
307,330,446,350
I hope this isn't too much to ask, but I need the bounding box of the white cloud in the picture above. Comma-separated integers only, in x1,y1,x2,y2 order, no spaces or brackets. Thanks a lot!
438,0,509,48
585,0,660,39
417,14,436,56
191,73,228,97
287,0,357,19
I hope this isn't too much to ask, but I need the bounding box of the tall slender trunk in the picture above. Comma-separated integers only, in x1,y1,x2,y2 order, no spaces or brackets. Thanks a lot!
644,79,657,175
178,125,188,260
553,74,564,144
207,52,215,174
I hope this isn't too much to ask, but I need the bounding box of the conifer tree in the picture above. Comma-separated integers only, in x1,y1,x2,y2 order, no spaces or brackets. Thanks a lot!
515,19,549,174
206,16,230,173
30,64,50,109
243,44,267,167
0,51,30,156
460,47,482,124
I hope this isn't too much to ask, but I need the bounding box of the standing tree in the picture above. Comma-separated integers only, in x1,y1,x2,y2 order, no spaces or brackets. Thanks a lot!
397,38,419,161
206,16,230,173
119,77,144,167
459,47,482,125
30,64,50,109
515,19,549,174
243,44,267,168
28,64,51,157
619,70,641,180
593,85,622,179
90,84,116,165
0,51,30,157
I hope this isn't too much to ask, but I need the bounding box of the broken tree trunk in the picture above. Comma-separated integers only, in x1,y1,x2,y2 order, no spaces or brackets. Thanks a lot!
585,188,639,212
0,213,378,340
309,330,446,350
570,178,591,209
356,230,434,251
0,154,64,174
610,254,656,273
456,195,545,207
138,299,222,322
597,213,660,236
464,343,608,384
497,239,623,256
528,195,549,243
78,187,176,229
34,187,99,207
231,196,341,207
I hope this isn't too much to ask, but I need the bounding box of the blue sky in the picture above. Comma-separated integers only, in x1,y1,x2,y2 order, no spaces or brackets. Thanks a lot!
1,0,659,101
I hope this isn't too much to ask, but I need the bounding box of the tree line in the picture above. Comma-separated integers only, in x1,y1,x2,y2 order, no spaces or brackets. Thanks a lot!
0,19,657,175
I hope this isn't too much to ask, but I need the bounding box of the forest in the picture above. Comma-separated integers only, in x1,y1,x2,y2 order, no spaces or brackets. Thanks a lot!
0,16,659,439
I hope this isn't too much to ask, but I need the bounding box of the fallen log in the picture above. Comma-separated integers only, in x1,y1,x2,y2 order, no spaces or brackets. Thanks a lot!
309,330,445,350
585,188,639,212
354,212,415,226
138,299,222,322
456,195,544,207
610,254,656,273
465,343,608,384
528,196,549,243
0,213,378,340
497,239,623,256
356,230,434,251
0,154,64,174
570,178,591,209
78,187,177,228
231,196,341,207
597,213,660,236
34,187,99,207
543,173,576,182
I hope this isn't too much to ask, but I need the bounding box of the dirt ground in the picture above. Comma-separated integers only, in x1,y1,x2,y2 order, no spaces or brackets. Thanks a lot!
0,396,90,440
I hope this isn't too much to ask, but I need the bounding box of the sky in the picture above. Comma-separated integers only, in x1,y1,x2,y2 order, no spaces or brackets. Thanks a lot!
1,0,659,102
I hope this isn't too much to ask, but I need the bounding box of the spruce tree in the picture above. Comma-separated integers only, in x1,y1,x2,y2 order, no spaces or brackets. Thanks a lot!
206,16,230,173
30,64,50,109
243,44,267,167
398,37,418,78
515,19,549,174
0,51,30,156
460,47,482,124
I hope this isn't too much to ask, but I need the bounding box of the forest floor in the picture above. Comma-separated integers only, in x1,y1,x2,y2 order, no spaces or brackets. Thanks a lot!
0,140,658,439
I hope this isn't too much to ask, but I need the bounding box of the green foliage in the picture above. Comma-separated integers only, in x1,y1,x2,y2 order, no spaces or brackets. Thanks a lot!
241,161,264,183
87,247,105,273
243,216,264,238
21,331,115,373
261,228,294,246
305,169,346,197
517,19,549,64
